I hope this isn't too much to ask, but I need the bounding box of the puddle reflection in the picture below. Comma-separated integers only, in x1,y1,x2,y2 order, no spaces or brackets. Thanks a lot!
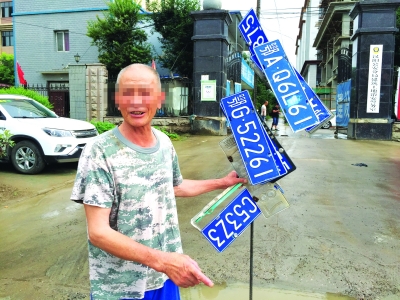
180,283,355,300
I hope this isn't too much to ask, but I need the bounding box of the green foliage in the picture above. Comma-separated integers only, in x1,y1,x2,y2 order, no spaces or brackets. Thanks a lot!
242,52,251,65
0,87,53,109
255,77,276,113
0,130,15,159
153,126,183,141
90,119,116,134
0,53,14,85
147,0,200,78
87,0,152,78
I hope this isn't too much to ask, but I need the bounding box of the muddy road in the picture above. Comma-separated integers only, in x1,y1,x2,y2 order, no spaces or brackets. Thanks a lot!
0,134,399,300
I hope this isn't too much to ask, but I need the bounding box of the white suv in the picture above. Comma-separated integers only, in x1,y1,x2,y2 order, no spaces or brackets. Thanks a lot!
0,94,98,174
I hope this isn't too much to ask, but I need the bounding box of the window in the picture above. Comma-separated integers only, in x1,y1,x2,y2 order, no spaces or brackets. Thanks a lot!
55,31,69,52
1,2,12,18
1,31,13,46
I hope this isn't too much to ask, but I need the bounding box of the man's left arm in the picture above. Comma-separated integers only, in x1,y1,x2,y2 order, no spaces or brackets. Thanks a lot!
174,171,246,197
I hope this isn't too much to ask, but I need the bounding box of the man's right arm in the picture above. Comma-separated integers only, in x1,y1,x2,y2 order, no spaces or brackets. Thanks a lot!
84,204,213,288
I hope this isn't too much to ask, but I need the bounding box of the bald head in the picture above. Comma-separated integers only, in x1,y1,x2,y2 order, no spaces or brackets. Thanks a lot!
116,64,160,89
114,63,165,114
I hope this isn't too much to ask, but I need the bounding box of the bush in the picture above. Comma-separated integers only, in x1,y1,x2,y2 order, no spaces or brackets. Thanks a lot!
0,130,14,158
88,120,183,141
0,87,53,109
90,120,116,134
153,126,183,141
0,53,14,85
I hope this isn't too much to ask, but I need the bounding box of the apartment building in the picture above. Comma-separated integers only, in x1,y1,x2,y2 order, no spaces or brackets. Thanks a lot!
0,0,12,55
297,0,358,109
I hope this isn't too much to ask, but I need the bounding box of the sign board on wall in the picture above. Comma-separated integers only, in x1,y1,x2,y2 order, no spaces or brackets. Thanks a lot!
395,67,400,121
241,58,254,88
366,45,383,113
226,80,231,97
201,80,216,101
336,80,351,127
234,82,241,93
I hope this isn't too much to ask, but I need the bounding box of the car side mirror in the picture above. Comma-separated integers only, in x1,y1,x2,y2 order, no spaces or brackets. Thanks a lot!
0,113,5,120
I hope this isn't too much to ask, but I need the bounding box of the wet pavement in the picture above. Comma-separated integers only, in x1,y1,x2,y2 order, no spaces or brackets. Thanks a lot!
0,125,399,300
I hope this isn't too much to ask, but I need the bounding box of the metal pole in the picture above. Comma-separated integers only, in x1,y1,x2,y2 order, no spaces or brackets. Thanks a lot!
249,221,254,300
250,3,260,299
253,0,261,107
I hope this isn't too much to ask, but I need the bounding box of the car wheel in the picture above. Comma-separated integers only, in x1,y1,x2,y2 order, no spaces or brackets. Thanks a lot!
321,121,331,129
11,141,46,174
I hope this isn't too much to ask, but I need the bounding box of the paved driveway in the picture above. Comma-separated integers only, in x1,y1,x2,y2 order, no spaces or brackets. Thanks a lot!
0,131,399,300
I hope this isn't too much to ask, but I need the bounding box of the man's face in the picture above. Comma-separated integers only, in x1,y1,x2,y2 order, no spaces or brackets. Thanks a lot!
115,68,164,129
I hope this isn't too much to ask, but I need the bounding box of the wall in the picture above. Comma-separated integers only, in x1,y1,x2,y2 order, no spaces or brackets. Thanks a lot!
296,0,319,73
69,65,86,120
14,0,106,14
13,0,103,84
85,64,107,121
69,64,107,121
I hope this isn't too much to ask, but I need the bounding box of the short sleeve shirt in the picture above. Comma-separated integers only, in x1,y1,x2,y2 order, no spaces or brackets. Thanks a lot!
261,104,267,116
71,127,183,299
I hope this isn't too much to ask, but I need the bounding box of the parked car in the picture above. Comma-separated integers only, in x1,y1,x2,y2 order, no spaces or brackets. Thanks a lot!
0,94,98,174
321,110,336,129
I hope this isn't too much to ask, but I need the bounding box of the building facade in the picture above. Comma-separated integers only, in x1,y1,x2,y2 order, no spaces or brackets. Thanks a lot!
13,0,106,84
296,0,320,89
0,0,13,55
297,0,358,110
12,0,169,119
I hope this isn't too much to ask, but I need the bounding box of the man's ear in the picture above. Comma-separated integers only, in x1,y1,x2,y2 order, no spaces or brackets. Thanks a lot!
157,91,166,109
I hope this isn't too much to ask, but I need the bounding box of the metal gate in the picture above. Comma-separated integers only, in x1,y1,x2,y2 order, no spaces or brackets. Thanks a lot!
48,82,69,117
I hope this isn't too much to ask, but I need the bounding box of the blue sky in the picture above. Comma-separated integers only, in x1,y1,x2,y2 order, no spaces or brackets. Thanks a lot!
219,0,304,65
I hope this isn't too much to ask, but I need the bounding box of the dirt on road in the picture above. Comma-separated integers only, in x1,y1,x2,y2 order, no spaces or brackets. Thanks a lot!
0,134,399,300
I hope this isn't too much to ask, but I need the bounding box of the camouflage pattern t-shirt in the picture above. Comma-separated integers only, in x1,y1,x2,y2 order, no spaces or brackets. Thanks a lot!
71,127,183,299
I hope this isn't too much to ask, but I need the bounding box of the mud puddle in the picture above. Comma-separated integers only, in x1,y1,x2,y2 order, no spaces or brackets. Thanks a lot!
180,283,356,300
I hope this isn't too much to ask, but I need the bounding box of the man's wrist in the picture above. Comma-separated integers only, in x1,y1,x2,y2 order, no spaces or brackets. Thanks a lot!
147,249,166,273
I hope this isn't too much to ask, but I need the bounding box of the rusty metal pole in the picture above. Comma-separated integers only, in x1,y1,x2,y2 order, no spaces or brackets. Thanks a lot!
250,0,261,296
250,3,261,300
253,0,261,112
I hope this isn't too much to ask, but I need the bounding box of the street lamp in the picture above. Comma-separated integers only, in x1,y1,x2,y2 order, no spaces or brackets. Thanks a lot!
74,53,80,63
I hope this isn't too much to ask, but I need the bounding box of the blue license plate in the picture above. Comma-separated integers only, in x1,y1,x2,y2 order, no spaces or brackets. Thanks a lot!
294,70,334,133
220,91,280,185
238,9,267,71
253,40,319,132
201,188,261,252
238,8,330,133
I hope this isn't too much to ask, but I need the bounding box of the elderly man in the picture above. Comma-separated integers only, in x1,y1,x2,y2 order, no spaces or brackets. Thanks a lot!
71,64,245,300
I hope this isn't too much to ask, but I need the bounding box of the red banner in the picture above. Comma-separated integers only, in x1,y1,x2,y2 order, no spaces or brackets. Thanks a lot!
17,62,27,85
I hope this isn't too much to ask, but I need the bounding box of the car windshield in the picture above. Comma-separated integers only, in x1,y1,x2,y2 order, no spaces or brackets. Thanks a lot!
0,99,57,118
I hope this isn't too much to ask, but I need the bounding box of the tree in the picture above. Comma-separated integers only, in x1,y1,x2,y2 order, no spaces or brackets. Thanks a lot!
87,0,152,78
147,0,200,79
0,53,14,85
255,76,276,113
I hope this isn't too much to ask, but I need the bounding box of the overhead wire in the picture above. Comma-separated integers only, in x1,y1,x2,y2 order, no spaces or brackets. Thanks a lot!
272,0,282,40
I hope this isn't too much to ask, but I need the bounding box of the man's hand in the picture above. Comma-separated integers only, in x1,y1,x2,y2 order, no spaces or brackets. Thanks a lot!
158,252,213,288
174,171,247,197
220,171,247,189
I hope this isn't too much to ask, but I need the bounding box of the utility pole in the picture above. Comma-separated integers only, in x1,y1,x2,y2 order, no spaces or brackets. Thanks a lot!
250,7,261,300
253,0,261,109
